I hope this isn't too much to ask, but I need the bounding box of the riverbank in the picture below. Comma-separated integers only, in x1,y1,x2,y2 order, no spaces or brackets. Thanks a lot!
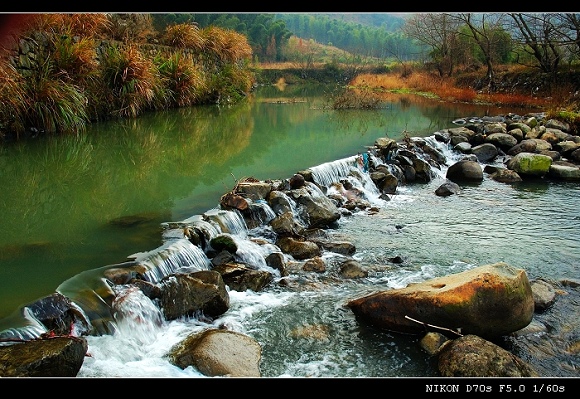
254,63,580,127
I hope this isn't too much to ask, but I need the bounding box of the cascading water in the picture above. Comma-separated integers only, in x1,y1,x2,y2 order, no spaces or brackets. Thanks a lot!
52,238,214,336
310,156,360,187
131,239,211,282
203,208,248,237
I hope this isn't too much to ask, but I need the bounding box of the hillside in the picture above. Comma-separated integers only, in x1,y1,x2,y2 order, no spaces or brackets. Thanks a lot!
281,13,408,31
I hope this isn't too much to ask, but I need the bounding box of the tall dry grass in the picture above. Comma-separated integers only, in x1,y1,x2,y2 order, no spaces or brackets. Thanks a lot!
162,23,205,51
0,14,255,139
155,51,206,107
21,13,111,38
99,44,161,118
200,26,252,64
0,52,27,137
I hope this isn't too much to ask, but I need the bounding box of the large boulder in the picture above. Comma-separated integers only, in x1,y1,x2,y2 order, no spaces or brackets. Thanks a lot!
437,334,539,377
167,328,261,377
446,160,483,183
20,292,91,336
346,262,534,339
289,182,341,228
0,337,88,377
507,152,552,177
158,270,230,321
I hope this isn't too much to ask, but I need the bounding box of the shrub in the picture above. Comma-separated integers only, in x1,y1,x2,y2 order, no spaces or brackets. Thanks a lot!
20,58,89,134
99,44,161,118
0,52,27,137
155,51,206,107
162,23,205,50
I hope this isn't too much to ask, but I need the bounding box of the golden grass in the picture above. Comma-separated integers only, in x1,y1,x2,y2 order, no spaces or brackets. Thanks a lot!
350,71,551,109
162,23,205,50
157,51,205,107
21,14,111,38
100,44,159,118
200,26,253,63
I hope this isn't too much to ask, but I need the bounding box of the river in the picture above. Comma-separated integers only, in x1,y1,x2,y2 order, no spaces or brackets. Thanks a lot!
0,84,578,378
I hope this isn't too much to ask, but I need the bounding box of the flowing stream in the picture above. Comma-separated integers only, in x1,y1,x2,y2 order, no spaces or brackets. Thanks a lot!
0,85,578,377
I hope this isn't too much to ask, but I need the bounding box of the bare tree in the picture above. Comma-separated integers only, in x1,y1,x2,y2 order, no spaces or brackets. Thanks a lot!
450,13,508,91
508,13,562,74
402,13,461,77
551,13,580,63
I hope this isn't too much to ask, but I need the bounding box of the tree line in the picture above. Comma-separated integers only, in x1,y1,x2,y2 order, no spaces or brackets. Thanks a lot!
156,13,580,85
403,13,580,83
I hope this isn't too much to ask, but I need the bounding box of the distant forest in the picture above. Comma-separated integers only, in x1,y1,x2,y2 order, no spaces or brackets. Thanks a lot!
151,13,424,62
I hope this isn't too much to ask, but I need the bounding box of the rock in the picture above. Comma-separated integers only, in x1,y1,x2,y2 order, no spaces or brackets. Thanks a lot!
437,334,539,377
435,180,461,196
289,173,306,189
303,256,326,273
420,332,449,356
548,163,580,181
338,259,368,279
219,192,250,211
276,236,321,260
23,292,91,336
269,211,305,236
158,270,230,320
209,233,238,253
0,337,88,377
488,167,523,183
506,152,553,177
346,262,534,339
289,182,341,228
213,262,274,292
168,328,261,377
235,181,272,201
265,251,288,277
507,138,537,155
446,159,483,182
531,279,557,312
485,132,517,152
471,142,498,162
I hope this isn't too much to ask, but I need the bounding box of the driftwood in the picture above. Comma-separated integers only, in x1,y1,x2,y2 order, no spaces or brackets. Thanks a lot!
405,315,463,337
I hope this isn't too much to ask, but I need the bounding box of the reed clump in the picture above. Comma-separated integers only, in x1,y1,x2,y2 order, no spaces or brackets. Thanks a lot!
0,14,255,140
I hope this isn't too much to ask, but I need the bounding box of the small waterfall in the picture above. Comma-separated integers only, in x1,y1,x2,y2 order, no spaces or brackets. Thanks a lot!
133,238,211,282
204,208,248,237
231,235,279,275
247,200,276,226
344,169,385,206
180,215,221,241
422,136,460,179
309,157,386,207
0,308,48,343
53,239,211,336
310,157,359,188
111,285,163,339
274,191,298,214
162,215,221,251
